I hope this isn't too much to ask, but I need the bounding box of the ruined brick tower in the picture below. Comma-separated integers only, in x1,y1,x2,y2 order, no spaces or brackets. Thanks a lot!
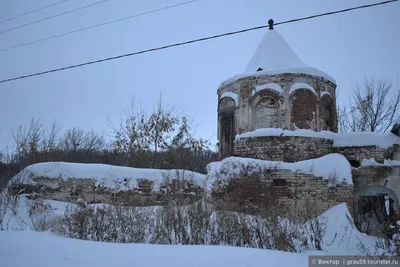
217,20,338,159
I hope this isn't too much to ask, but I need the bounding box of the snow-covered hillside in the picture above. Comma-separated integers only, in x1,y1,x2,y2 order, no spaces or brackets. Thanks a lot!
0,230,314,267
0,194,396,267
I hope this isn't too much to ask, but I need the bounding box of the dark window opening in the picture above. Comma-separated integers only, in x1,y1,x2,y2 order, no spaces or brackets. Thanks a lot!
273,179,287,186
348,160,360,168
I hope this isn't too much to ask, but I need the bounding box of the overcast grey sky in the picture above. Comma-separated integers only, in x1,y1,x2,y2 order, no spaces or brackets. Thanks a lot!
0,0,399,152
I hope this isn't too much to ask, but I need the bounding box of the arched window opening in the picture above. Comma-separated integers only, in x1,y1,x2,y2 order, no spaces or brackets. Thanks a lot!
218,97,236,159
321,95,334,131
219,97,236,113
356,186,399,235
254,97,278,129
290,89,317,130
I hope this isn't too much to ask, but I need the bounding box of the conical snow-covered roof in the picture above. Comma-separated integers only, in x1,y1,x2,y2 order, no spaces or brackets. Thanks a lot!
244,30,307,73
219,26,336,88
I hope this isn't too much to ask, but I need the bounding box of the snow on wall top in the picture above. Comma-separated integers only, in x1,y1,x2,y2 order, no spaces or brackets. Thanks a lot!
253,83,283,96
219,66,336,89
245,30,306,73
236,128,400,149
220,91,239,106
361,158,400,166
321,91,331,97
206,153,352,187
289,83,316,96
9,162,207,191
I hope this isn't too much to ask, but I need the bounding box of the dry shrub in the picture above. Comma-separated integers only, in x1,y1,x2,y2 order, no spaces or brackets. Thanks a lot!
48,196,327,252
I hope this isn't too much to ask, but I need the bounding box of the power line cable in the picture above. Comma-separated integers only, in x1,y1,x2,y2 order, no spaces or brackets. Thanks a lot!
0,0,111,34
0,0,72,24
0,0,198,52
0,0,398,84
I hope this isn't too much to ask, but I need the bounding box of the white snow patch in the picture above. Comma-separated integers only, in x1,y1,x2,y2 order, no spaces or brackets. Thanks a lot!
245,30,306,73
220,91,239,106
318,203,388,256
361,158,400,166
236,128,400,149
220,66,336,89
361,158,380,166
206,153,352,187
253,83,283,95
289,83,317,96
0,230,314,267
384,160,400,166
321,91,331,97
9,162,206,191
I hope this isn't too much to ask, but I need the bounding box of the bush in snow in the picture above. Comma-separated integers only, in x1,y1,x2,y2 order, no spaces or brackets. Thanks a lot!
48,196,327,253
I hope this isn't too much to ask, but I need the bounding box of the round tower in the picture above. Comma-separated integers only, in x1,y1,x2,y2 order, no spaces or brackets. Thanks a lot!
217,20,337,159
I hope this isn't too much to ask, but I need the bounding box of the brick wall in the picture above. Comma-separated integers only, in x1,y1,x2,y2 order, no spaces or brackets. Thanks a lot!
235,136,332,162
352,166,391,194
217,72,338,134
8,177,205,206
333,146,390,164
290,89,317,130
211,169,353,218
254,96,278,128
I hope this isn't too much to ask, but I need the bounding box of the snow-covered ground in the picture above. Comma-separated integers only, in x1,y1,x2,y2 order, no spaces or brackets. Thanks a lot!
0,194,394,267
236,128,400,149
8,162,207,191
0,230,315,267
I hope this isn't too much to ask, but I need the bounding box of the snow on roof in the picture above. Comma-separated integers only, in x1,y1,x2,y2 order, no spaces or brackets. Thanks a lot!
9,162,207,191
321,91,331,97
236,128,400,149
253,83,282,96
220,91,239,106
219,66,336,89
219,30,335,89
289,83,316,96
245,30,306,73
206,153,352,187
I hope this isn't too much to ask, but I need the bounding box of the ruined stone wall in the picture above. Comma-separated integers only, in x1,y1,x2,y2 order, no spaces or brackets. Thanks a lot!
334,146,390,165
234,136,332,162
9,177,204,206
217,72,337,134
211,169,353,218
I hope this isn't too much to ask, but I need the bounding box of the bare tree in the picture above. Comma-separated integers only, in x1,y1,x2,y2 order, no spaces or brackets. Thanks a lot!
82,130,105,153
41,120,62,152
339,76,400,132
12,118,43,163
60,127,85,152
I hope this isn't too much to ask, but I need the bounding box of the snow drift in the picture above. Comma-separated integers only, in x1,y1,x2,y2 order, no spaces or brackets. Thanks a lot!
8,162,207,191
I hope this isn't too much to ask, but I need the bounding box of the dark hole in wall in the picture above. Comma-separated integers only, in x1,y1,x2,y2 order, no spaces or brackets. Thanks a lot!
272,179,287,186
348,160,360,168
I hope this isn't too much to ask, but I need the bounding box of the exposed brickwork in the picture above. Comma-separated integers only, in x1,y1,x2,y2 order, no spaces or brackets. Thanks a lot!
290,89,317,130
352,166,392,195
217,73,338,158
333,146,391,164
320,94,335,131
211,169,353,218
254,97,278,128
235,136,332,162
9,177,204,206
